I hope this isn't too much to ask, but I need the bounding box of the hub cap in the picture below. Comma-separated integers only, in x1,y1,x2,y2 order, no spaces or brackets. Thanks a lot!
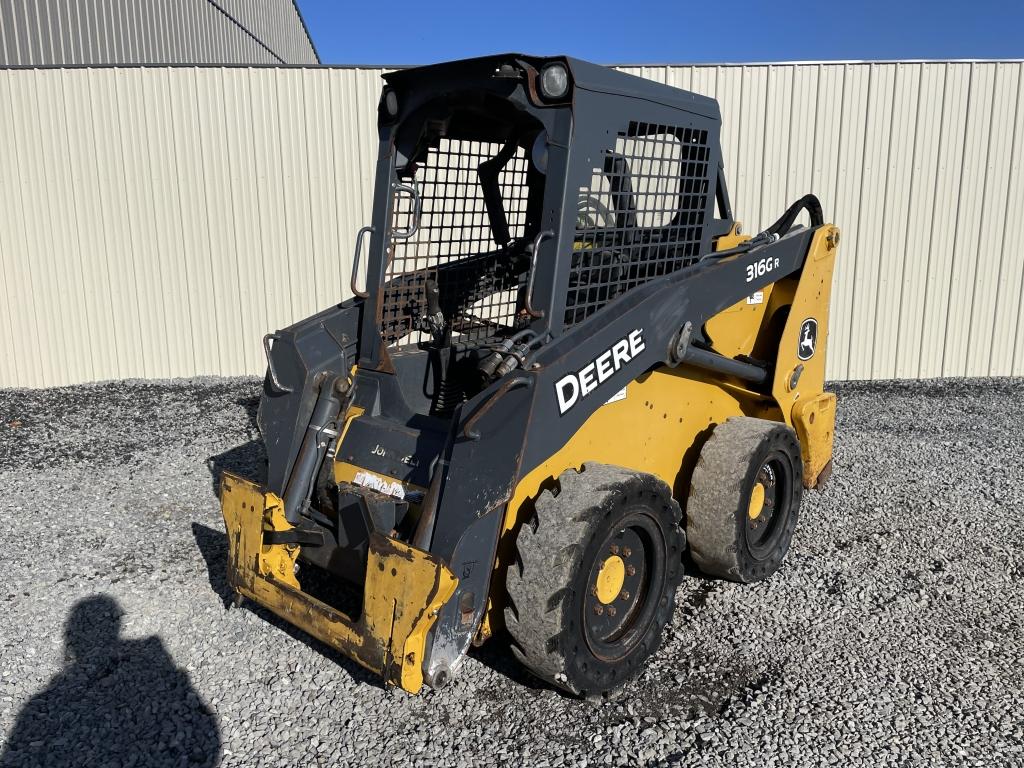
747,481,766,520
595,555,626,604
745,457,790,560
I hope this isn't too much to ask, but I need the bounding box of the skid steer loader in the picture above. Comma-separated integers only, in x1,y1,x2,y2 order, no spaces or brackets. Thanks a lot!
220,54,839,698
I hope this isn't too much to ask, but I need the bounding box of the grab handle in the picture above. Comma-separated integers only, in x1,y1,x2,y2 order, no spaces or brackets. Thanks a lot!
350,225,373,299
263,333,293,393
392,181,422,239
524,229,554,318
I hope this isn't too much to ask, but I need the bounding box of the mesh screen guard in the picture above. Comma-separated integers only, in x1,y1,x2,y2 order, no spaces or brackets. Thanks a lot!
376,110,716,345
566,122,711,327
380,136,534,346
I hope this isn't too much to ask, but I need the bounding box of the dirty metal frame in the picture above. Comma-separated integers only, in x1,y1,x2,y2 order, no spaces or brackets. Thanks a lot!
226,54,838,692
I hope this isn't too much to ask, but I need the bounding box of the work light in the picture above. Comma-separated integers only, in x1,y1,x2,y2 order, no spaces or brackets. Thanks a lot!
383,89,399,117
539,63,569,100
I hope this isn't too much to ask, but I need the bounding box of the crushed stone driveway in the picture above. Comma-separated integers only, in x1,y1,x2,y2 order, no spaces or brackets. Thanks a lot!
1,377,1022,767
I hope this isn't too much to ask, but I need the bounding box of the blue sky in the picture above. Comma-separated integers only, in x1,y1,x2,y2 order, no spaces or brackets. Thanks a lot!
296,0,1024,66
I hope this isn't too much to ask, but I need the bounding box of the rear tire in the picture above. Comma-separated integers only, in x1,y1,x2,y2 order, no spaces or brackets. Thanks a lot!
504,463,685,699
687,417,803,583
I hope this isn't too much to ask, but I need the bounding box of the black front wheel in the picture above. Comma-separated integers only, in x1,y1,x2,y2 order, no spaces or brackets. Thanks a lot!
504,464,685,699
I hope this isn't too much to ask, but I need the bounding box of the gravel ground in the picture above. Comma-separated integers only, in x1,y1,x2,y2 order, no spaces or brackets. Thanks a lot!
1,377,1022,767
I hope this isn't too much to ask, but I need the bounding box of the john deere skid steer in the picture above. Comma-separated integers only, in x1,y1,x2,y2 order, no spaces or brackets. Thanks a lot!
220,54,839,698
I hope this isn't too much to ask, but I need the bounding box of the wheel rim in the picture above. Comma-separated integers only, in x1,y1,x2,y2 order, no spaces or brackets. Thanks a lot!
582,511,666,662
744,453,791,559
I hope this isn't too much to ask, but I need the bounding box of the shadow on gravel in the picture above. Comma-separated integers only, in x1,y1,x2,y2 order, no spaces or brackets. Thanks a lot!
0,595,220,768
192,522,235,608
205,394,265,498
190,523,387,692
206,440,267,499
470,636,553,695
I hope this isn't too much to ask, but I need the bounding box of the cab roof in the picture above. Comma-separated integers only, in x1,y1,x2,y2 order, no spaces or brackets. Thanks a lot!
382,53,721,121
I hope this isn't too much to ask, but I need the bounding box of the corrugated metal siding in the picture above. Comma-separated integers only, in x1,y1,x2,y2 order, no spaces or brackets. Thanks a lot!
0,62,1022,387
620,62,1024,381
216,1,317,65
0,0,316,65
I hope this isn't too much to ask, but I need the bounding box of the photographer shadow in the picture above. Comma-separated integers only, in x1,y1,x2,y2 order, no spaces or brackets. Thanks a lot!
0,595,220,768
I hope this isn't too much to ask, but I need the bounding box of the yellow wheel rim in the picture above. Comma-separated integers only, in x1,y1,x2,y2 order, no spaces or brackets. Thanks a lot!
747,482,766,520
595,555,626,604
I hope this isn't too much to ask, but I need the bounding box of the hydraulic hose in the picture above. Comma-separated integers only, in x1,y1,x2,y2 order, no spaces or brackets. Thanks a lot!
701,193,824,262
765,194,823,237
478,329,538,382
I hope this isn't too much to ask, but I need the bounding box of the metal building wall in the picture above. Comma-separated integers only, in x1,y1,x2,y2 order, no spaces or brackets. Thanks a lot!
0,62,1022,388
0,0,317,65
217,0,318,65
619,62,1024,381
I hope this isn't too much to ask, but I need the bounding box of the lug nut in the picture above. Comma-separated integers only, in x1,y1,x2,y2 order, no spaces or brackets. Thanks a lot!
610,544,620,555
620,590,630,601
622,547,632,557
593,604,604,616
626,565,636,577
607,605,617,617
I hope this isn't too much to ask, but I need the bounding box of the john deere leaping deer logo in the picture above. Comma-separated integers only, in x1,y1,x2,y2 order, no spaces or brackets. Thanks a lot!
798,318,818,361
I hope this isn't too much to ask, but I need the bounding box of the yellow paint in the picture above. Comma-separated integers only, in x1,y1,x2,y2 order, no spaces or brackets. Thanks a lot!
701,226,840,476
258,493,300,589
792,391,837,487
331,403,365,463
770,226,839,428
220,472,457,694
333,461,427,499
715,221,750,251
704,285,776,360
477,367,772,640
705,222,776,360
595,555,626,604
363,535,459,693
747,481,766,520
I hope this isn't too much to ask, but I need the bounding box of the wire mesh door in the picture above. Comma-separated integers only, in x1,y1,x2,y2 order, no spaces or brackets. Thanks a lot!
380,138,531,345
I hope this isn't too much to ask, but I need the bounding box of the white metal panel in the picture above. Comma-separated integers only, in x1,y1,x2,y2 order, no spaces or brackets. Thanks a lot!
760,65,794,230
808,64,845,264
2,62,1023,387
220,66,270,374
847,63,896,379
784,65,818,211
827,64,871,381
917,64,972,378
942,63,996,376
966,62,1020,376
0,69,40,386
996,66,1024,376
893,63,944,379
715,66,744,211
870,63,921,380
